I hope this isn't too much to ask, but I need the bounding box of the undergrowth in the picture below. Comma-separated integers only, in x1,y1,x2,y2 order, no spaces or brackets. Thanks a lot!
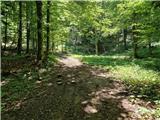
73,54,160,100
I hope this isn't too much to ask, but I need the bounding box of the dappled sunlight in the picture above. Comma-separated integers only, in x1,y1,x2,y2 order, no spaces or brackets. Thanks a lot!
35,80,42,84
84,105,98,114
47,83,53,86
121,99,138,112
74,55,160,100
82,85,155,119
2,0,160,119
58,56,83,67
2,56,159,119
74,54,160,72
91,68,111,78
0,80,9,86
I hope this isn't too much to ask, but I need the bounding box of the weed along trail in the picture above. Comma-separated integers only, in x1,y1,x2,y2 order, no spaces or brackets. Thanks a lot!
2,56,157,120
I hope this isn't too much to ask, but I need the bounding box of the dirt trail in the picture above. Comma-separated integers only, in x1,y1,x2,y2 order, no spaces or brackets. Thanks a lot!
58,56,83,67
2,56,155,120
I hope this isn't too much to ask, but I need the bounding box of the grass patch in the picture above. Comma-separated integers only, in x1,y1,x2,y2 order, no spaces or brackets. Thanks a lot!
73,54,160,100
1,54,57,112
2,54,29,61
1,69,37,111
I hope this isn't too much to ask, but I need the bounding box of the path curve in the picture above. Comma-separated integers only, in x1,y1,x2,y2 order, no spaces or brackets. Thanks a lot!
58,56,83,67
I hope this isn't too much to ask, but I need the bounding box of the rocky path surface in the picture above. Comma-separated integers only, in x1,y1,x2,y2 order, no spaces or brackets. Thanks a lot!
2,56,155,120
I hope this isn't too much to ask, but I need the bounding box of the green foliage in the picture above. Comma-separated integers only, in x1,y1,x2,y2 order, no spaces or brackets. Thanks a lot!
1,1,160,58
1,71,36,111
73,54,160,100
153,107,160,118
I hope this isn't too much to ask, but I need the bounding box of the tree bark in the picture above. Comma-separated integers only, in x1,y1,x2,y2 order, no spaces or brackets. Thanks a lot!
132,25,138,58
94,29,99,55
148,39,152,56
46,1,50,56
132,12,138,58
4,14,7,50
123,29,127,50
17,1,22,55
52,41,54,52
26,2,30,54
95,39,99,55
117,33,120,52
36,1,43,62
61,40,64,53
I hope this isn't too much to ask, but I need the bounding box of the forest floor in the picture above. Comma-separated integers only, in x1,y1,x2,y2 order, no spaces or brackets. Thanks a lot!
1,55,160,120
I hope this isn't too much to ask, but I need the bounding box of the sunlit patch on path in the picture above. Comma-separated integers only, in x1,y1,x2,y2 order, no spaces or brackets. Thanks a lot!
2,56,156,120
58,56,83,67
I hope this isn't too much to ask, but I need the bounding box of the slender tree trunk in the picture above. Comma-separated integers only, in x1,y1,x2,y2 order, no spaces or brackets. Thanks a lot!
95,39,99,55
17,1,22,55
117,33,120,52
29,4,34,53
26,2,30,54
52,41,55,52
32,32,36,53
36,1,43,62
32,32,35,50
148,39,152,56
46,1,50,56
94,30,99,55
132,25,138,58
132,12,138,58
123,29,127,50
4,14,7,50
64,40,67,52
74,35,77,53
61,40,64,53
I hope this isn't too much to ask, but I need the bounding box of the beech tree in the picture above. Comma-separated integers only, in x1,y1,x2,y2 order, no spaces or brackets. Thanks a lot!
46,1,50,57
17,1,22,55
36,1,43,62
1,1,160,58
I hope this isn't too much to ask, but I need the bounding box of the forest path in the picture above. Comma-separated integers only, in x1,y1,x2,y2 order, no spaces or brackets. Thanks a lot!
58,56,83,67
2,56,154,120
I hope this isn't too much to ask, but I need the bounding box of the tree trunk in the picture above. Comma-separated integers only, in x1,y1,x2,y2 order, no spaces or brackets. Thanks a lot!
74,35,77,53
29,4,34,52
132,25,138,58
95,39,99,55
32,32,35,50
148,40,152,56
123,29,127,50
61,40,64,53
4,14,7,51
36,1,43,62
26,2,30,54
117,33,120,52
46,1,50,56
17,1,22,55
52,41,54,53
94,30,99,55
64,40,67,52
132,12,138,58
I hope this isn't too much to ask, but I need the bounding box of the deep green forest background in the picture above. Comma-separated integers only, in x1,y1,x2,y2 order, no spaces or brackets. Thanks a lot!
1,1,160,58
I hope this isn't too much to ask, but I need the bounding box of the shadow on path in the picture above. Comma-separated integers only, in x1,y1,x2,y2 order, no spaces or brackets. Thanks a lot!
2,57,154,120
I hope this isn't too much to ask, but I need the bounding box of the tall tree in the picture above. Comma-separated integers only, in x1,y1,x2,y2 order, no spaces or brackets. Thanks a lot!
36,1,43,62
132,12,138,58
4,13,7,50
123,29,127,50
26,2,31,54
46,1,50,56
17,1,22,55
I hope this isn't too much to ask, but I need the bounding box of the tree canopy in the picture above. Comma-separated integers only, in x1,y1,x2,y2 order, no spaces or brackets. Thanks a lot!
1,1,160,58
